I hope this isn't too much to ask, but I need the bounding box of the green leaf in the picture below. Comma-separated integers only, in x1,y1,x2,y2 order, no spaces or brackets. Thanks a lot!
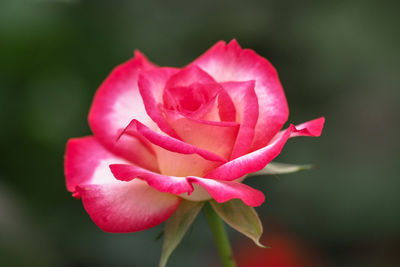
159,200,204,267
255,162,314,175
210,199,266,248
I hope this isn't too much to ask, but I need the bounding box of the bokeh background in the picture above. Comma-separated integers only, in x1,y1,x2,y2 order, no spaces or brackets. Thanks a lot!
1,0,399,266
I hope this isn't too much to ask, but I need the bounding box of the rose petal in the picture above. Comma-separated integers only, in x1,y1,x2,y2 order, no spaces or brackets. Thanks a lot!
108,163,265,207
289,117,325,137
77,182,180,233
221,81,259,159
65,136,129,193
109,164,194,195
138,67,181,138
184,95,220,122
187,177,265,207
121,119,225,177
163,65,237,122
165,65,216,88
205,117,325,181
155,148,222,177
163,83,221,116
64,136,180,233
191,40,289,151
121,119,227,163
217,88,237,122
88,51,159,171
164,111,240,159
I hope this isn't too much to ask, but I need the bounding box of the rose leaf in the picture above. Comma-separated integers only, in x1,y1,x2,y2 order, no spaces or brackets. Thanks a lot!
210,199,266,248
254,162,315,176
159,200,204,267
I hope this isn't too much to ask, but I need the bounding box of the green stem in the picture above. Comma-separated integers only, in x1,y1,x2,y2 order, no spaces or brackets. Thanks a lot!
203,203,236,267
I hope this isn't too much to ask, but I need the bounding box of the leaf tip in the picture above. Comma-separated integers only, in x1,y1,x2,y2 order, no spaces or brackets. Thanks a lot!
300,164,316,171
254,239,270,248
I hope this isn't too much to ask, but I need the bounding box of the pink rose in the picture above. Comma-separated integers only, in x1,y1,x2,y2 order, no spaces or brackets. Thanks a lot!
64,40,324,233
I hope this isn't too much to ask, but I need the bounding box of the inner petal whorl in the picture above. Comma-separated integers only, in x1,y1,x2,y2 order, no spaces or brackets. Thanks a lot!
163,83,220,115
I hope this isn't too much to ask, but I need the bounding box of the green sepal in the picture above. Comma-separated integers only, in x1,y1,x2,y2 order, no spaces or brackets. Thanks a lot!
255,162,314,175
159,200,204,267
210,199,267,248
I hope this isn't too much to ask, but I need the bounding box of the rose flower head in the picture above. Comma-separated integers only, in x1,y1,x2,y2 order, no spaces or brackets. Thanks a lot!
64,40,324,233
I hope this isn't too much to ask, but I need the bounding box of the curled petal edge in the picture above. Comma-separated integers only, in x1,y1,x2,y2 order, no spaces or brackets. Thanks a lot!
204,117,325,181
120,119,227,163
109,164,265,207
110,164,194,195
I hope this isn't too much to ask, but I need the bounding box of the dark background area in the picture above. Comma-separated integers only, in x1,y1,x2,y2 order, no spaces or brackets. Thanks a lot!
1,0,399,266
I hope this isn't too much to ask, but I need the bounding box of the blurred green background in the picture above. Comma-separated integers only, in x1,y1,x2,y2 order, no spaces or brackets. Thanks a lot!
1,0,399,266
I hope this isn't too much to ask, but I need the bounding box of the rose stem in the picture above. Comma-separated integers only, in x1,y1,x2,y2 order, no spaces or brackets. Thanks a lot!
203,203,236,267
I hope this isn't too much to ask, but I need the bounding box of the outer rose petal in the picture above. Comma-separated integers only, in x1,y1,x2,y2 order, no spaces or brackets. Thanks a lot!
191,40,289,151
109,164,193,195
77,182,180,233
88,51,158,171
64,136,180,233
289,117,325,137
187,177,265,207
65,136,129,193
205,117,325,181
109,164,264,207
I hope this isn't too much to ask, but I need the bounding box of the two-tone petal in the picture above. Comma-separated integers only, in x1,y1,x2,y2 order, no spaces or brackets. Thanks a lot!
108,162,265,207
191,40,289,151
88,52,159,171
205,117,325,181
65,137,180,232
